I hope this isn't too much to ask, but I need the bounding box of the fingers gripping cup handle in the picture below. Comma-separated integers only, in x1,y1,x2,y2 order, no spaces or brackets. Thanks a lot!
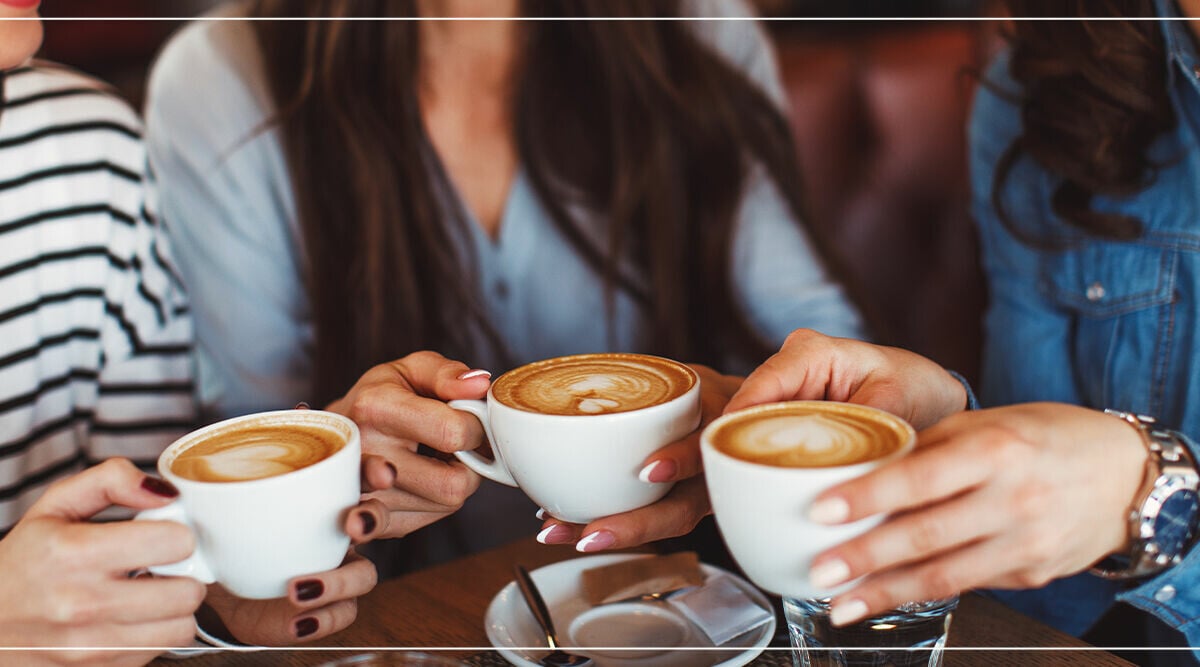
448,399,519,487
134,503,216,583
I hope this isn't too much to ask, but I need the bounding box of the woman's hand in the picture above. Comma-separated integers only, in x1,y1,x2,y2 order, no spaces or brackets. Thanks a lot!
807,403,1147,626
726,329,967,430
535,365,743,551
0,459,206,666
327,351,489,538
201,551,378,645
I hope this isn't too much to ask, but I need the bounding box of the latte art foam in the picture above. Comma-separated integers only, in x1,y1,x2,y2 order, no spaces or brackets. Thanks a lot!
711,403,909,468
492,353,695,416
171,424,344,482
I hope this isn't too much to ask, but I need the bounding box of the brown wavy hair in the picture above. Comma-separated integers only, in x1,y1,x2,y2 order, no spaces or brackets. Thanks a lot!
250,1,839,405
993,0,1175,245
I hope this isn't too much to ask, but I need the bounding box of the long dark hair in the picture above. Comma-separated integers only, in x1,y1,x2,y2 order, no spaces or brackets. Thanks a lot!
993,0,1175,245
251,1,833,405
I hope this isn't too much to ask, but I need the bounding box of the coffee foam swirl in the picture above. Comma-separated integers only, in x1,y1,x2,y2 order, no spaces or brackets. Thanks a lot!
712,403,909,468
171,424,343,482
492,353,695,416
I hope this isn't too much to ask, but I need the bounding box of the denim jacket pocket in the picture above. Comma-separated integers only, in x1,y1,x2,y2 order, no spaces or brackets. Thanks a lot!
1038,242,1179,413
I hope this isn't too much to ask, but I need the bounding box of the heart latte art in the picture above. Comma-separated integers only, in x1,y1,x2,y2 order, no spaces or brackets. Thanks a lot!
171,424,344,482
491,353,696,416
711,403,910,467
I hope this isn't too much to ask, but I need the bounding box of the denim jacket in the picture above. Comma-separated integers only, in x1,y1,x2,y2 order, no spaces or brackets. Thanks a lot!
970,5,1200,654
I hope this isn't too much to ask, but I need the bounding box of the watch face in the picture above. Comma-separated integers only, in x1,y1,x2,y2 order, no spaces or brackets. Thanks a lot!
1154,490,1200,559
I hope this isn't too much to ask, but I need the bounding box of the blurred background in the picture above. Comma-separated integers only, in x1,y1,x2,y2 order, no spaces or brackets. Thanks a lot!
38,0,999,383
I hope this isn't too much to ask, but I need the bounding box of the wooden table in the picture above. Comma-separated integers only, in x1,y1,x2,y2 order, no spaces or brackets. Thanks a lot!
160,539,1133,666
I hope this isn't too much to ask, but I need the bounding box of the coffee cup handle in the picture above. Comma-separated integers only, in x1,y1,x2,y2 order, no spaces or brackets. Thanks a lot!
447,399,519,487
134,502,217,584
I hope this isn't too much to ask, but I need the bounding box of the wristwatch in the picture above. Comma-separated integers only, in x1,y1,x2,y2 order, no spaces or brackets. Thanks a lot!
1091,410,1200,580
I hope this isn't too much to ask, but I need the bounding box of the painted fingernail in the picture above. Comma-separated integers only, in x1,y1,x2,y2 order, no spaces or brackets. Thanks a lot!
809,559,851,589
141,476,179,498
295,580,323,601
638,459,677,484
294,401,310,410
536,524,573,545
295,617,319,638
576,530,616,553
830,599,869,627
359,511,377,535
809,497,850,524
536,508,547,520
457,369,492,381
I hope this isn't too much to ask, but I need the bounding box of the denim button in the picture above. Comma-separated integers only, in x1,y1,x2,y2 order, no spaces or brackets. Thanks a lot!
1156,585,1176,602
1086,282,1106,301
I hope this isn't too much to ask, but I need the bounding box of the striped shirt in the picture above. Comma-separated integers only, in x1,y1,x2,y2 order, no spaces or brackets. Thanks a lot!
0,64,196,533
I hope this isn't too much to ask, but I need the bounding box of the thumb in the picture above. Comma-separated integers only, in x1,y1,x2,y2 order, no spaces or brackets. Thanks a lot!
24,458,180,522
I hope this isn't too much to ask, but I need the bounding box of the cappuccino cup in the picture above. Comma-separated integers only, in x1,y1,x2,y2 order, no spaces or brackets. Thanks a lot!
701,401,914,599
450,353,701,524
136,410,360,599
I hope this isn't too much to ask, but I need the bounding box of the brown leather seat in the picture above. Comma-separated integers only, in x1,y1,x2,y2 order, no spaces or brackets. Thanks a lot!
774,24,992,382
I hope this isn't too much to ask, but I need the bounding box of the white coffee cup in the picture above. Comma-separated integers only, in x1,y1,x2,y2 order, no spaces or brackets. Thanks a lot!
449,357,701,524
701,401,915,599
135,410,360,599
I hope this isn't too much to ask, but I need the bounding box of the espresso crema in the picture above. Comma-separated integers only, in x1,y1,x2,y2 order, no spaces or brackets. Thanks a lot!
491,353,696,416
171,423,344,482
710,402,910,468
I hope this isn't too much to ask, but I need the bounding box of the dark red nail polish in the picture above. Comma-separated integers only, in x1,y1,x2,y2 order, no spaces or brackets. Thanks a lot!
294,401,311,410
359,510,377,535
141,476,179,498
295,580,323,602
295,617,318,638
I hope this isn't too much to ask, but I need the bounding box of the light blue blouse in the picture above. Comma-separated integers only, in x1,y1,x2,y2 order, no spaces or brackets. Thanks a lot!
143,5,864,560
144,7,863,420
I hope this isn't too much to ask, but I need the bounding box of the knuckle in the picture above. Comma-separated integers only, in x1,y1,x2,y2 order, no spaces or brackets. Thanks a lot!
784,327,818,346
46,528,89,567
166,617,199,647
438,416,469,450
907,515,947,556
48,589,100,626
918,567,959,599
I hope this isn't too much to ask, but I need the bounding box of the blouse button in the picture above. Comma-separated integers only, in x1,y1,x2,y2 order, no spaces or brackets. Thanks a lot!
1156,585,1177,602
1086,282,1106,302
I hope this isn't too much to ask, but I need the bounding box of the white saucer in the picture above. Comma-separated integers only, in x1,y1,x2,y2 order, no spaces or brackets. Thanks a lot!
484,554,775,667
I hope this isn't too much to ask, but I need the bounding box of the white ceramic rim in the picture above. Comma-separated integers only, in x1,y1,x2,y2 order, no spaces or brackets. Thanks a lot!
701,400,917,476
486,353,701,422
157,409,361,490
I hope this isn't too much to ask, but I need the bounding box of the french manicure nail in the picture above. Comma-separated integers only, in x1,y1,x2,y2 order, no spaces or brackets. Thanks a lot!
295,617,319,638
295,580,323,602
294,401,310,410
536,524,572,544
809,497,850,524
576,530,616,553
638,459,677,484
457,369,492,381
809,559,851,589
359,510,377,535
830,599,869,627
141,476,179,498
536,508,547,520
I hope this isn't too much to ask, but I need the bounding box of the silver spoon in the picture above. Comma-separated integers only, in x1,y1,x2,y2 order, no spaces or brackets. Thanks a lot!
513,565,594,667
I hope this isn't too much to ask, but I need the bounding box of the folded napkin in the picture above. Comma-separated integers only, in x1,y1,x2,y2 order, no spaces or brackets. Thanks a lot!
581,552,706,605
580,552,773,646
668,574,774,646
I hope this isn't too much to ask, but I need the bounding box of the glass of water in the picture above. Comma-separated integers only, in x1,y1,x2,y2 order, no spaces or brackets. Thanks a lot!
783,596,958,667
